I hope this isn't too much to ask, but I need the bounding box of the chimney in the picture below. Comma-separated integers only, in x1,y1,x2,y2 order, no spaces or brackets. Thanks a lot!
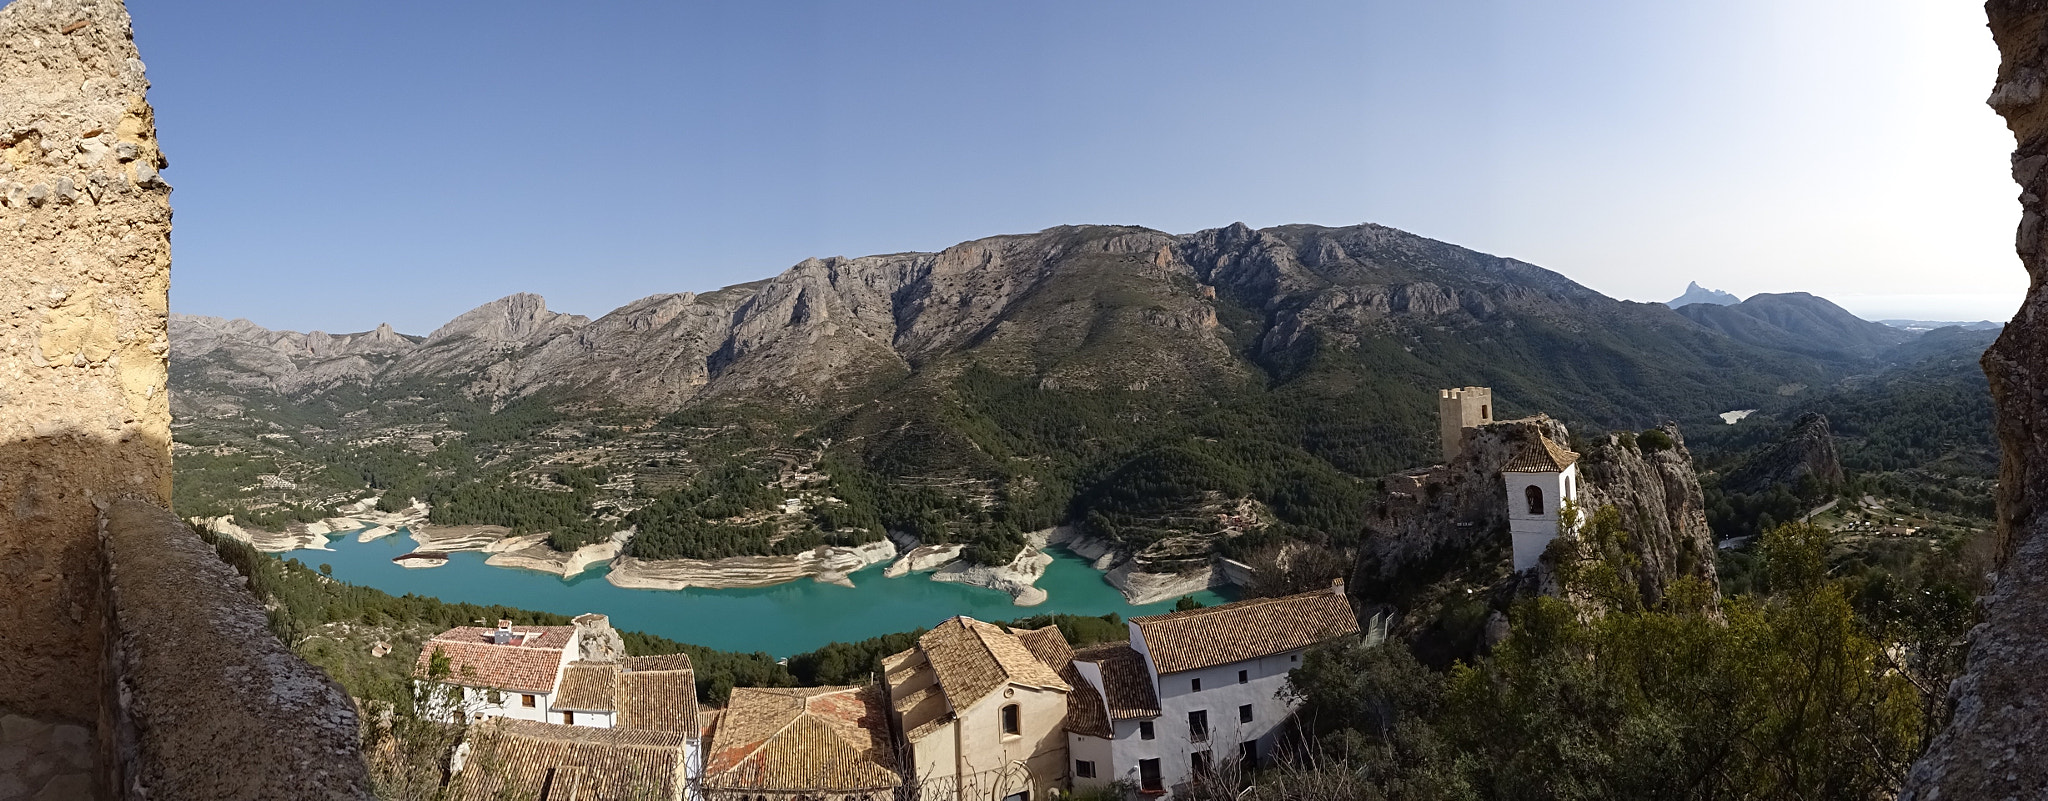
1330,578,1346,597
494,619,513,645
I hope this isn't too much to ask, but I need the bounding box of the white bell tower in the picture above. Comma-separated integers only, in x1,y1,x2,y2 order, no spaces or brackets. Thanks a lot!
1503,436,1581,571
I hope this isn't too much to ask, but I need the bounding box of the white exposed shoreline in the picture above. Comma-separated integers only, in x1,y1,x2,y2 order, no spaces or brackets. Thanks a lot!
218,496,1242,606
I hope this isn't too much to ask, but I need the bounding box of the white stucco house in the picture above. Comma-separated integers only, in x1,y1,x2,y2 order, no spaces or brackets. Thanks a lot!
418,615,703,800
1064,583,1361,798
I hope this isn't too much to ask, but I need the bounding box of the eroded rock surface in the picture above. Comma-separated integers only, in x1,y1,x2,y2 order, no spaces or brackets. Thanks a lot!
0,0,173,722
1357,417,1717,606
1901,2,2048,796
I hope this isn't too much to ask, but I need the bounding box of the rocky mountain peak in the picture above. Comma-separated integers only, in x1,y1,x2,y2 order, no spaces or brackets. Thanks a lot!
1669,281,1741,308
424,293,585,346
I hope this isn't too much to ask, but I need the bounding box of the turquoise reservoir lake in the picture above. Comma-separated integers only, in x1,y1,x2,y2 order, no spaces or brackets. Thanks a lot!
290,533,1231,656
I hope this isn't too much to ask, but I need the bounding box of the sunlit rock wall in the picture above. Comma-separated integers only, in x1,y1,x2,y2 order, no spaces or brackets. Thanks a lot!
0,0,173,722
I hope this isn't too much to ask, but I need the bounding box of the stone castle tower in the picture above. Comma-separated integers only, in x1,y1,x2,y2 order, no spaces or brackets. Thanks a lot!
1438,386,1493,462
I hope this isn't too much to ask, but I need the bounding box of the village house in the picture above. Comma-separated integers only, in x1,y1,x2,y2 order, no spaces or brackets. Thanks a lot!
418,614,705,800
699,685,903,800
422,588,1360,801
1065,583,1360,797
883,617,1076,800
416,619,585,724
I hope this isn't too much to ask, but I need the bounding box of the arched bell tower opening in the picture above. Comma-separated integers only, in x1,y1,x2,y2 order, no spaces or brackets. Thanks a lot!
1503,435,1581,571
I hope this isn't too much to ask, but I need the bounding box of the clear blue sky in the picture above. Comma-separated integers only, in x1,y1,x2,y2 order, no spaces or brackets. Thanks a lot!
127,0,2021,334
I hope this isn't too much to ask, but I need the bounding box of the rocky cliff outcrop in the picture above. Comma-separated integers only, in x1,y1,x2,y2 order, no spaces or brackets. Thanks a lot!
1573,425,1720,602
1,0,174,723
1901,2,2048,796
1357,417,1718,607
1720,412,1846,495
1358,417,1573,583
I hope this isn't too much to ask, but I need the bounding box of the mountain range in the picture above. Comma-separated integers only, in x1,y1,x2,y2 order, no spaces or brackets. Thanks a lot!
168,221,1988,565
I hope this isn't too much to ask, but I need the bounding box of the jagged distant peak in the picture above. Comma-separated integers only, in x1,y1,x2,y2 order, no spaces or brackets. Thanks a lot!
1669,281,1741,308
424,292,587,345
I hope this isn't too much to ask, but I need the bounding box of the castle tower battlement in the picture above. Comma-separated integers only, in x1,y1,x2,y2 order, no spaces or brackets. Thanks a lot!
1438,386,1494,462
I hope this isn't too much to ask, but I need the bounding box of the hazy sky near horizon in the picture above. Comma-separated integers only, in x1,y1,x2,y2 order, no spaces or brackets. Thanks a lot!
131,0,2022,334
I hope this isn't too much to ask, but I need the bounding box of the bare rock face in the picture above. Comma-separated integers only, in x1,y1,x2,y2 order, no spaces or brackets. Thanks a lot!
1357,418,1718,608
572,613,625,663
1901,2,2048,796
0,0,174,721
1358,417,1573,582
1573,424,1720,603
1719,412,1845,495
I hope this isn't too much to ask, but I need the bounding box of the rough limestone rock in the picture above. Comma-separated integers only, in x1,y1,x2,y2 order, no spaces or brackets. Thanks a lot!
1358,417,1718,607
1720,412,1845,496
1573,424,1721,603
1358,417,1574,583
0,0,173,721
929,536,1055,606
605,540,896,590
572,614,625,663
1901,2,2048,796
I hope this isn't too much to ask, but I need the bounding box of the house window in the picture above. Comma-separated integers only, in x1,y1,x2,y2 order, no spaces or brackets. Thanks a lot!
521,694,536,708
1240,740,1259,767
1001,793,1029,801
562,710,575,725
1139,720,1155,740
1239,704,1253,723
1191,750,1213,775
1290,654,1298,662
1191,678,1201,692
1139,759,1163,792
1075,760,1097,779
1001,703,1021,736
1526,484,1545,515
1189,710,1209,743
1481,404,1490,420
1237,669,1248,684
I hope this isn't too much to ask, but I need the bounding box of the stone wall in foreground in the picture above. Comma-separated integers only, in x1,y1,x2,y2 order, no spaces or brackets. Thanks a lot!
1901,2,2048,797
0,0,174,723
99,499,374,799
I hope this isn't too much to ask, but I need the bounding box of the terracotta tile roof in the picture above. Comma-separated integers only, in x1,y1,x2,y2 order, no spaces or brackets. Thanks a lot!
1073,643,1160,720
1504,435,1579,472
619,667,699,735
702,686,903,794
1132,587,1360,675
1013,626,1116,738
1015,625,1073,667
916,617,1069,711
622,654,694,672
416,626,577,693
553,662,620,711
538,655,699,736
454,718,689,801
